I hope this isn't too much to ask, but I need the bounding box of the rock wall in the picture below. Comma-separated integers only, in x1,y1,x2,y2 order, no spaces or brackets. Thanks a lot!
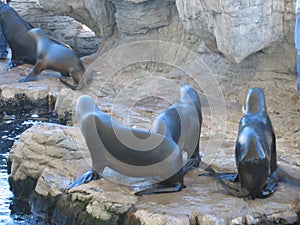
10,0,297,69
176,0,284,63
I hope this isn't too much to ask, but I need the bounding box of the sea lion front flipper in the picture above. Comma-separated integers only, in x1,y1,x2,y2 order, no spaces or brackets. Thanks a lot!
19,62,43,82
134,182,184,196
67,168,101,190
135,169,184,196
7,59,18,70
19,75,39,83
260,177,278,198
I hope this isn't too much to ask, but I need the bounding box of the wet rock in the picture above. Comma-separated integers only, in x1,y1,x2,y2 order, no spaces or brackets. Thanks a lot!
0,66,64,112
54,88,77,125
8,123,137,224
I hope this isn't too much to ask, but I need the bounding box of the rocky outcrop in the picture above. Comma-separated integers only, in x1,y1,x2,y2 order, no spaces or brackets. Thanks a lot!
8,122,300,225
0,65,64,112
9,123,137,224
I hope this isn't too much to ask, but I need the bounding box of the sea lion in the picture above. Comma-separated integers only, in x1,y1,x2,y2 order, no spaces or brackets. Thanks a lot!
151,84,202,173
19,28,85,89
204,87,300,199
67,95,184,195
0,2,35,68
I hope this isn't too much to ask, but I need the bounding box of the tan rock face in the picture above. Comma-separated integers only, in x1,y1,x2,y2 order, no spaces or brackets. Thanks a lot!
111,0,173,34
11,0,295,66
176,0,284,63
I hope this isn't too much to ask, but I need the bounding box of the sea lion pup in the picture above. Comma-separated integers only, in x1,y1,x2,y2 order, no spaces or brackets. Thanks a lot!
19,28,85,89
205,88,300,199
67,95,184,195
151,84,202,173
0,2,36,68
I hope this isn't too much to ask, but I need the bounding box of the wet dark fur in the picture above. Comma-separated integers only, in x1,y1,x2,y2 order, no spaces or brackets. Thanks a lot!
151,84,202,173
204,88,300,199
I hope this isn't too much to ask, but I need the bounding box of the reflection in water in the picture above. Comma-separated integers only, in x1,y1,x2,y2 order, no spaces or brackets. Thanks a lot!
0,110,59,225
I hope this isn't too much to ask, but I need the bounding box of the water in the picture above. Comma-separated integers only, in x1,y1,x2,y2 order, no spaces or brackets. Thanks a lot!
0,110,59,225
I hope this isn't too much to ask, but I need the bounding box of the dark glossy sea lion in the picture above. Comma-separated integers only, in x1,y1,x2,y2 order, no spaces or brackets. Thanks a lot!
67,95,185,195
0,2,35,68
19,28,85,89
205,87,300,199
151,84,202,173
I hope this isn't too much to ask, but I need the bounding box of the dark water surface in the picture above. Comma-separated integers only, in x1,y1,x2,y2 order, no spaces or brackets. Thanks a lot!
0,109,59,225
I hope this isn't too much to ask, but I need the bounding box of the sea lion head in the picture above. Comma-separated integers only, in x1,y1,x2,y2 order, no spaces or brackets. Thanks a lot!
27,27,47,40
244,87,266,117
76,95,98,120
0,1,10,22
180,84,201,108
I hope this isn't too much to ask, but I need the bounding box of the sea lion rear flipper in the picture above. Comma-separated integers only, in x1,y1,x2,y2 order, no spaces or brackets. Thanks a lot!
134,182,184,196
216,177,250,198
59,77,78,90
183,157,200,174
67,169,101,190
274,167,300,187
199,169,238,182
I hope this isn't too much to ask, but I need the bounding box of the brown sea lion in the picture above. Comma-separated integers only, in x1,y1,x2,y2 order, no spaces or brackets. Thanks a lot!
19,28,85,89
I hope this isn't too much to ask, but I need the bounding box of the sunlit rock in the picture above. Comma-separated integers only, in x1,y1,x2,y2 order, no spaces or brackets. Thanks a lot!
175,0,284,63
